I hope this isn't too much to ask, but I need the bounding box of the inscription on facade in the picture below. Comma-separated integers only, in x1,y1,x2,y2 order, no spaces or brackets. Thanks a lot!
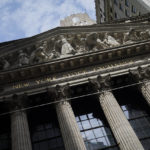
12,60,133,90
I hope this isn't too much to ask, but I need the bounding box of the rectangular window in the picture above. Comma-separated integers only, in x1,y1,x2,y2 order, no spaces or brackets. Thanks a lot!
119,3,123,11
132,5,136,13
125,0,129,7
125,9,129,17
115,12,118,19
28,106,65,150
114,0,118,6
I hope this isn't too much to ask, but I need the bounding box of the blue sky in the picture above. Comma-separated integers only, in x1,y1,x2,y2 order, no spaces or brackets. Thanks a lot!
0,0,96,43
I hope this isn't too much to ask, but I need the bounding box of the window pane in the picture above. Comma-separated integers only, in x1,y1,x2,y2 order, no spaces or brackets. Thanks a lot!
46,129,54,138
90,119,99,127
80,115,87,121
88,113,93,119
82,120,91,129
93,128,103,138
38,131,46,140
77,122,83,130
39,141,48,150
76,117,79,122
97,137,107,148
85,130,95,140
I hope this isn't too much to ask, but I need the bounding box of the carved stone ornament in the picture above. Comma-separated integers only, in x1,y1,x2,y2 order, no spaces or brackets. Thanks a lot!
89,74,111,92
60,36,76,57
54,84,71,100
18,50,29,66
123,28,140,44
10,94,28,111
129,66,150,82
0,28,150,70
0,58,10,70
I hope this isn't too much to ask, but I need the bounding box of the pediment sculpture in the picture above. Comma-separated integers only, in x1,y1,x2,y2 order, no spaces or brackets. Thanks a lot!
0,28,150,71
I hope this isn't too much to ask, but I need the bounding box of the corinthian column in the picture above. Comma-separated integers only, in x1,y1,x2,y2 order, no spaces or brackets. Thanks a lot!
140,82,150,105
130,67,150,106
10,95,32,150
54,84,86,150
89,75,144,150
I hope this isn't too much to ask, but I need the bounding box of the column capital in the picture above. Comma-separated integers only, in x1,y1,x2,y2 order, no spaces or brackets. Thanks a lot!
51,84,71,101
10,94,28,111
88,74,111,91
129,66,150,82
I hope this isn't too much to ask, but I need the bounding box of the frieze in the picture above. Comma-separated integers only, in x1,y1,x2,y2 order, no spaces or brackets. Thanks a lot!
0,28,150,71
0,59,135,94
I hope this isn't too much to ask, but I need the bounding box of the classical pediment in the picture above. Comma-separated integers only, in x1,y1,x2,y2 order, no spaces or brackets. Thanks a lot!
0,23,150,71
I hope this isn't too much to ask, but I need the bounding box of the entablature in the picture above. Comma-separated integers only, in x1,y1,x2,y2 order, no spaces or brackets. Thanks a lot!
0,40,149,85
0,53,150,100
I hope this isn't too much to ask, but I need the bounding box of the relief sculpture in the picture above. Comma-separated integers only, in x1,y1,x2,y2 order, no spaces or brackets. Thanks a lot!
18,50,29,66
0,28,149,70
60,36,76,57
0,58,10,70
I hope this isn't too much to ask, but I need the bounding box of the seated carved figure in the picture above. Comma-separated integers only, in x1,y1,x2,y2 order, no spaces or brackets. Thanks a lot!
60,37,76,57
75,38,86,54
18,50,29,66
30,41,51,63
0,58,10,70
140,29,150,40
103,33,120,47
123,28,139,44
86,33,97,51
76,45,86,54
48,50,60,59
30,45,48,63
96,38,109,49
86,33,110,51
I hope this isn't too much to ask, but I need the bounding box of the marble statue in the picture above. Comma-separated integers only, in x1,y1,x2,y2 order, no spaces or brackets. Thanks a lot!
30,41,49,63
48,50,60,59
18,50,29,66
123,28,139,44
86,33,98,51
60,37,76,57
140,29,150,40
0,58,10,70
76,45,86,54
96,38,109,49
104,33,120,47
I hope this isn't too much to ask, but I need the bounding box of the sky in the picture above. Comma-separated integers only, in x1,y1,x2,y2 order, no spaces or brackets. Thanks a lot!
0,0,96,43
142,0,150,6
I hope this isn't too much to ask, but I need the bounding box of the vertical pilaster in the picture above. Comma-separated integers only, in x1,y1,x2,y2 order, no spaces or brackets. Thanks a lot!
89,75,144,150
10,95,32,150
54,85,87,150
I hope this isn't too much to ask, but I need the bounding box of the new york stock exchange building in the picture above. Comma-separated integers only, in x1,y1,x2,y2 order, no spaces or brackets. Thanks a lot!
0,13,150,150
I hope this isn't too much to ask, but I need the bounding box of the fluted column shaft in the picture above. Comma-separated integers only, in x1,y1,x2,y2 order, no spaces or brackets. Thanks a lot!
99,91,144,150
11,110,32,150
56,100,87,150
140,82,150,106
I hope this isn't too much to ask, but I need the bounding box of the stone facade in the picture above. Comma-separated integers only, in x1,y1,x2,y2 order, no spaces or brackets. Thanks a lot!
0,15,150,150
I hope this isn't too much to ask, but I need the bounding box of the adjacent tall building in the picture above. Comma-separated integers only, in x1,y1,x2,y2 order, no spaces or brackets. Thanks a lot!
95,0,150,23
